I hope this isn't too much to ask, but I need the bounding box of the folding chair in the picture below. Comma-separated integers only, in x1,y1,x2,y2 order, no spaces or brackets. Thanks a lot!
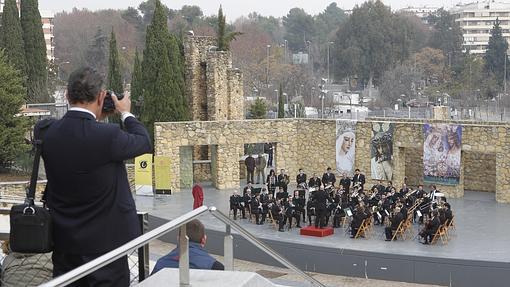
391,221,406,241
354,219,368,239
431,224,448,245
268,210,278,230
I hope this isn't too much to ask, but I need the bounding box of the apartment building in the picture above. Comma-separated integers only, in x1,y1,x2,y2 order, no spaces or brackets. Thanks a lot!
451,1,510,54
399,6,440,24
0,1,54,61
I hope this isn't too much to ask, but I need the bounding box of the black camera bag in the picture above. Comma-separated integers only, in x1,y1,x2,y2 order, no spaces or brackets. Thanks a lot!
9,120,54,253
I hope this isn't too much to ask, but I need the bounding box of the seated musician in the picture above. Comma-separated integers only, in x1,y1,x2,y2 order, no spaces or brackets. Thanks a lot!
241,188,251,219
339,173,351,193
321,167,336,187
277,169,290,193
306,195,316,226
250,194,266,225
419,210,441,244
229,191,245,220
296,168,307,187
444,203,453,224
260,188,271,220
332,189,345,228
243,181,253,196
275,186,288,201
350,205,365,238
292,190,306,222
271,199,285,232
399,183,409,197
308,173,321,189
385,207,404,241
284,195,302,229
399,199,408,219
266,169,278,197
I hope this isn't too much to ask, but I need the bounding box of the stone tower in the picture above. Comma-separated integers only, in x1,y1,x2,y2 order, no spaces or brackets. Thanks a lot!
183,36,244,121
182,35,244,186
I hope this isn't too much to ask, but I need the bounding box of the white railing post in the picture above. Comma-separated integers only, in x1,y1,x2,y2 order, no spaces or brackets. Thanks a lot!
179,225,190,287
224,225,234,271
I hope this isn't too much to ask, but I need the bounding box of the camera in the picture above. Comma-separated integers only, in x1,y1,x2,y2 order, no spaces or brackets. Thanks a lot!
102,90,124,113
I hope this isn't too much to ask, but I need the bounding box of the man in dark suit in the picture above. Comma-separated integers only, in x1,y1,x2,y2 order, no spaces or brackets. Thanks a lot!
322,167,336,187
308,173,321,188
339,174,351,193
385,207,404,241
37,67,152,286
313,186,331,229
420,210,441,244
352,169,366,191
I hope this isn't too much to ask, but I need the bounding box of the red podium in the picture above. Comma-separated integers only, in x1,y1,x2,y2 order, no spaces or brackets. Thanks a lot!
300,226,334,237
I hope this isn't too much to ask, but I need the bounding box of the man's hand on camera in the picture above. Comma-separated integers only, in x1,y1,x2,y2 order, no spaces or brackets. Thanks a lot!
112,93,131,114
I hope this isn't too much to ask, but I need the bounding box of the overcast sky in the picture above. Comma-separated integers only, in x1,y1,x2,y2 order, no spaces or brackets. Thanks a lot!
39,0,462,18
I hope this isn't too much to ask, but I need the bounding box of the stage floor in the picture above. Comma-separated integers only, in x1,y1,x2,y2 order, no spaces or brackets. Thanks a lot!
134,185,510,264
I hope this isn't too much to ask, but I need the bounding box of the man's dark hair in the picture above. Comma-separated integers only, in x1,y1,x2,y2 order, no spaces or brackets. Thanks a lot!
355,169,360,172
67,67,103,104
185,219,205,243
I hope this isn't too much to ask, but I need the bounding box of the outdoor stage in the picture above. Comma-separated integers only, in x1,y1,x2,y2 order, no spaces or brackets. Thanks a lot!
135,186,510,287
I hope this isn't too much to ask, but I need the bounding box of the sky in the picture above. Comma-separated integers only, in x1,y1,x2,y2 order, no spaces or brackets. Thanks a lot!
39,0,462,18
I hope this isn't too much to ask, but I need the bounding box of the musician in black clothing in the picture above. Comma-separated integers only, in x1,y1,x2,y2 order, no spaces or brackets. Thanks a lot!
251,195,266,225
271,199,285,232
339,174,351,193
284,195,302,229
385,207,404,241
241,191,251,219
444,203,453,224
322,167,336,187
420,210,441,244
229,191,245,220
308,173,321,188
292,190,306,222
350,206,365,238
306,197,316,226
277,169,289,193
243,182,253,196
266,169,278,197
352,169,366,191
314,186,331,229
296,169,307,186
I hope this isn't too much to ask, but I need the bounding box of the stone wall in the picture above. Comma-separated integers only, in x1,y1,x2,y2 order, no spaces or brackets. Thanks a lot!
0,181,47,200
155,118,510,203
463,152,496,192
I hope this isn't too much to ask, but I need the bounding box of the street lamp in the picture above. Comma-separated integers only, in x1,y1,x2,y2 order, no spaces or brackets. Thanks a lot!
283,39,288,63
266,45,271,88
274,89,279,118
327,41,334,84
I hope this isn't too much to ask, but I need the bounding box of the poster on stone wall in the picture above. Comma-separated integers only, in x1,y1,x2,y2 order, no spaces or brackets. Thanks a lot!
336,120,356,177
370,122,395,180
423,124,462,185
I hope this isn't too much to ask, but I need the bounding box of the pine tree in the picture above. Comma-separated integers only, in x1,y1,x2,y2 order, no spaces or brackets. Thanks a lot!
485,18,508,87
140,0,188,138
107,29,123,94
278,83,285,118
130,49,143,116
0,0,27,80
21,0,49,103
0,50,30,168
249,98,267,119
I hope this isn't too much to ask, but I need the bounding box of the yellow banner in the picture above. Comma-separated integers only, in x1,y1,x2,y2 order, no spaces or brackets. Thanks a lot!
154,156,171,190
135,153,153,186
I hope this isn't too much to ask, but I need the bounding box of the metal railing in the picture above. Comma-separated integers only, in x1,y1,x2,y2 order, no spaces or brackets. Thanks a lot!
40,205,325,287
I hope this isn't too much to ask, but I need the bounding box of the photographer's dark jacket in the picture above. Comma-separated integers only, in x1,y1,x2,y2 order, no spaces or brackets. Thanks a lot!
35,110,152,254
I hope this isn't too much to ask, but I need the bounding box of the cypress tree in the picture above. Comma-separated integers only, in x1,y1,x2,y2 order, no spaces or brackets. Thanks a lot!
485,18,508,86
0,50,30,168
107,29,123,94
21,0,49,103
86,27,108,77
216,5,241,51
0,0,27,80
278,83,285,118
140,0,188,138
130,49,142,116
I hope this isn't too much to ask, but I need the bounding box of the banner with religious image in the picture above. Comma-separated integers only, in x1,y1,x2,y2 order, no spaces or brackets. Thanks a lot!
423,124,462,185
336,120,356,177
370,122,395,180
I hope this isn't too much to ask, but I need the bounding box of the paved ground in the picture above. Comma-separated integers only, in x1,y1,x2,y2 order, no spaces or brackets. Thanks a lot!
148,240,443,287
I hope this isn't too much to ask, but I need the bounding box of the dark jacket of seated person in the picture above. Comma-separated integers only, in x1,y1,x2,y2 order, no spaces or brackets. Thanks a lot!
151,220,224,274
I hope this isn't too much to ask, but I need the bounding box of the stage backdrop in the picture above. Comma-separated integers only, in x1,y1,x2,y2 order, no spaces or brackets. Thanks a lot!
423,124,462,185
336,120,356,177
370,122,395,180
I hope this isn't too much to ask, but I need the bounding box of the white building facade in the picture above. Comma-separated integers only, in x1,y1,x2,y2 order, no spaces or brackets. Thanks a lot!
451,1,510,54
0,1,54,61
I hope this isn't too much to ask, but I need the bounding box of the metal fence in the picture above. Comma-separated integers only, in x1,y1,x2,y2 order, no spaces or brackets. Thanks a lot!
0,206,149,286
